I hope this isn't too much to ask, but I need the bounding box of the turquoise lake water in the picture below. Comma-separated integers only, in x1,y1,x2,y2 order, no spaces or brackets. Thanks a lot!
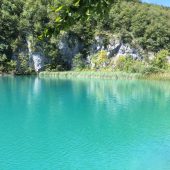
0,76,170,170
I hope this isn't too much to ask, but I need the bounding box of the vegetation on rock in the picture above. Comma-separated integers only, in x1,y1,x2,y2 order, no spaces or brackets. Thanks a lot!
0,0,170,74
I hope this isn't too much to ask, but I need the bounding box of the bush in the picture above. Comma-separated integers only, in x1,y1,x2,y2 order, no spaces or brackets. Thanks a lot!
7,60,17,73
152,50,169,69
130,61,146,73
0,54,16,73
91,50,108,70
72,53,85,71
141,65,164,75
97,50,108,66
115,56,135,72
115,56,127,71
16,55,33,74
0,54,7,72
115,55,152,73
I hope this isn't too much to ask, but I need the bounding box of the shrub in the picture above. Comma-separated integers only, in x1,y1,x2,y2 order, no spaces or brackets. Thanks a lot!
115,56,134,72
97,50,108,66
16,55,33,74
141,65,164,75
115,56,126,71
115,55,151,73
91,50,108,70
152,50,169,69
0,54,7,72
72,53,85,71
7,60,17,72
0,54,16,73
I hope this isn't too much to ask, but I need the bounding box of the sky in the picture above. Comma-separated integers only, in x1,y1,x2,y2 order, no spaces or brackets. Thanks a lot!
142,0,170,7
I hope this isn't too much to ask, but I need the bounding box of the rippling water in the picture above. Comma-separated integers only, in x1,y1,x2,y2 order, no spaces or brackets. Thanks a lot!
0,76,170,170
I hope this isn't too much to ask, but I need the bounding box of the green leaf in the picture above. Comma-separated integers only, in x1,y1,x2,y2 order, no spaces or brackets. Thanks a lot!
55,16,62,23
55,6,64,13
74,0,80,7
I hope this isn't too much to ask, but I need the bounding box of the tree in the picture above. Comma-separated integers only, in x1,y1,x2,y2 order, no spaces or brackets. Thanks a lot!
152,50,169,69
0,0,24,58
46,0,139,36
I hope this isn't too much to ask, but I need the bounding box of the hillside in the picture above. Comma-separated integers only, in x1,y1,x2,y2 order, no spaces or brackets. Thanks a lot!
0,0,170,74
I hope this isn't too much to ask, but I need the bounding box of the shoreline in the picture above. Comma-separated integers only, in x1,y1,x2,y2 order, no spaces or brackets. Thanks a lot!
1,71,170,81
0,73,14,77
39,71,141,80
39,71,170,81
0,72,37,77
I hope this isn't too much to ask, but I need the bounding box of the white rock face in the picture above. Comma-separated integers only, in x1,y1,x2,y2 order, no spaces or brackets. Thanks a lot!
116,44,142,60
21,33,149,71
107,38,122,56
32,53,45,72
89,35,142,59
86,34,144,69
148,52,155,61
90,35,106,54
27,39,32,54
167,56,170,64
27,38,45,72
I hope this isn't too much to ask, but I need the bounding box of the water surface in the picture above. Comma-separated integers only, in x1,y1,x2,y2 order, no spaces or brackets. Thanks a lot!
0,76,170,170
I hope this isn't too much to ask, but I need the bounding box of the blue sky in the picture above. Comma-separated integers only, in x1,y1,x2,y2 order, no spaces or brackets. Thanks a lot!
142,0,170,7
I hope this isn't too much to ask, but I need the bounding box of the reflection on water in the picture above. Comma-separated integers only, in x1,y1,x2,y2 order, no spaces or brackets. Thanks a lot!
0,76,170,170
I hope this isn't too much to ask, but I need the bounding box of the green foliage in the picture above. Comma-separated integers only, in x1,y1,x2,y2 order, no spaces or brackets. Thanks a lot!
49,0,116,34
0,0,24,56
115,56,127,71
141,65,164,75
97,50,108,65
72,53,85,71
115,56,140,73
0,54,8,72
0,54,16,73
115,56,152,74
115,51,169,74
6,60,17,72
0,0,170,74
109,1,170,51
16,55,33,74
152,50,169,69
91,50,109,70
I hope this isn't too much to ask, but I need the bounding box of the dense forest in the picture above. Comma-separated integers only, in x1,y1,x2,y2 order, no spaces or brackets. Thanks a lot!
0,0,170,74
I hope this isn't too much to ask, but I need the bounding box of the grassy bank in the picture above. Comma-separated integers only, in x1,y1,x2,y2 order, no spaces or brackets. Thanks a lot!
142,73,170,80
1,71,170,80
39,71,142,80
39,71,170,80
0,72,14,76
